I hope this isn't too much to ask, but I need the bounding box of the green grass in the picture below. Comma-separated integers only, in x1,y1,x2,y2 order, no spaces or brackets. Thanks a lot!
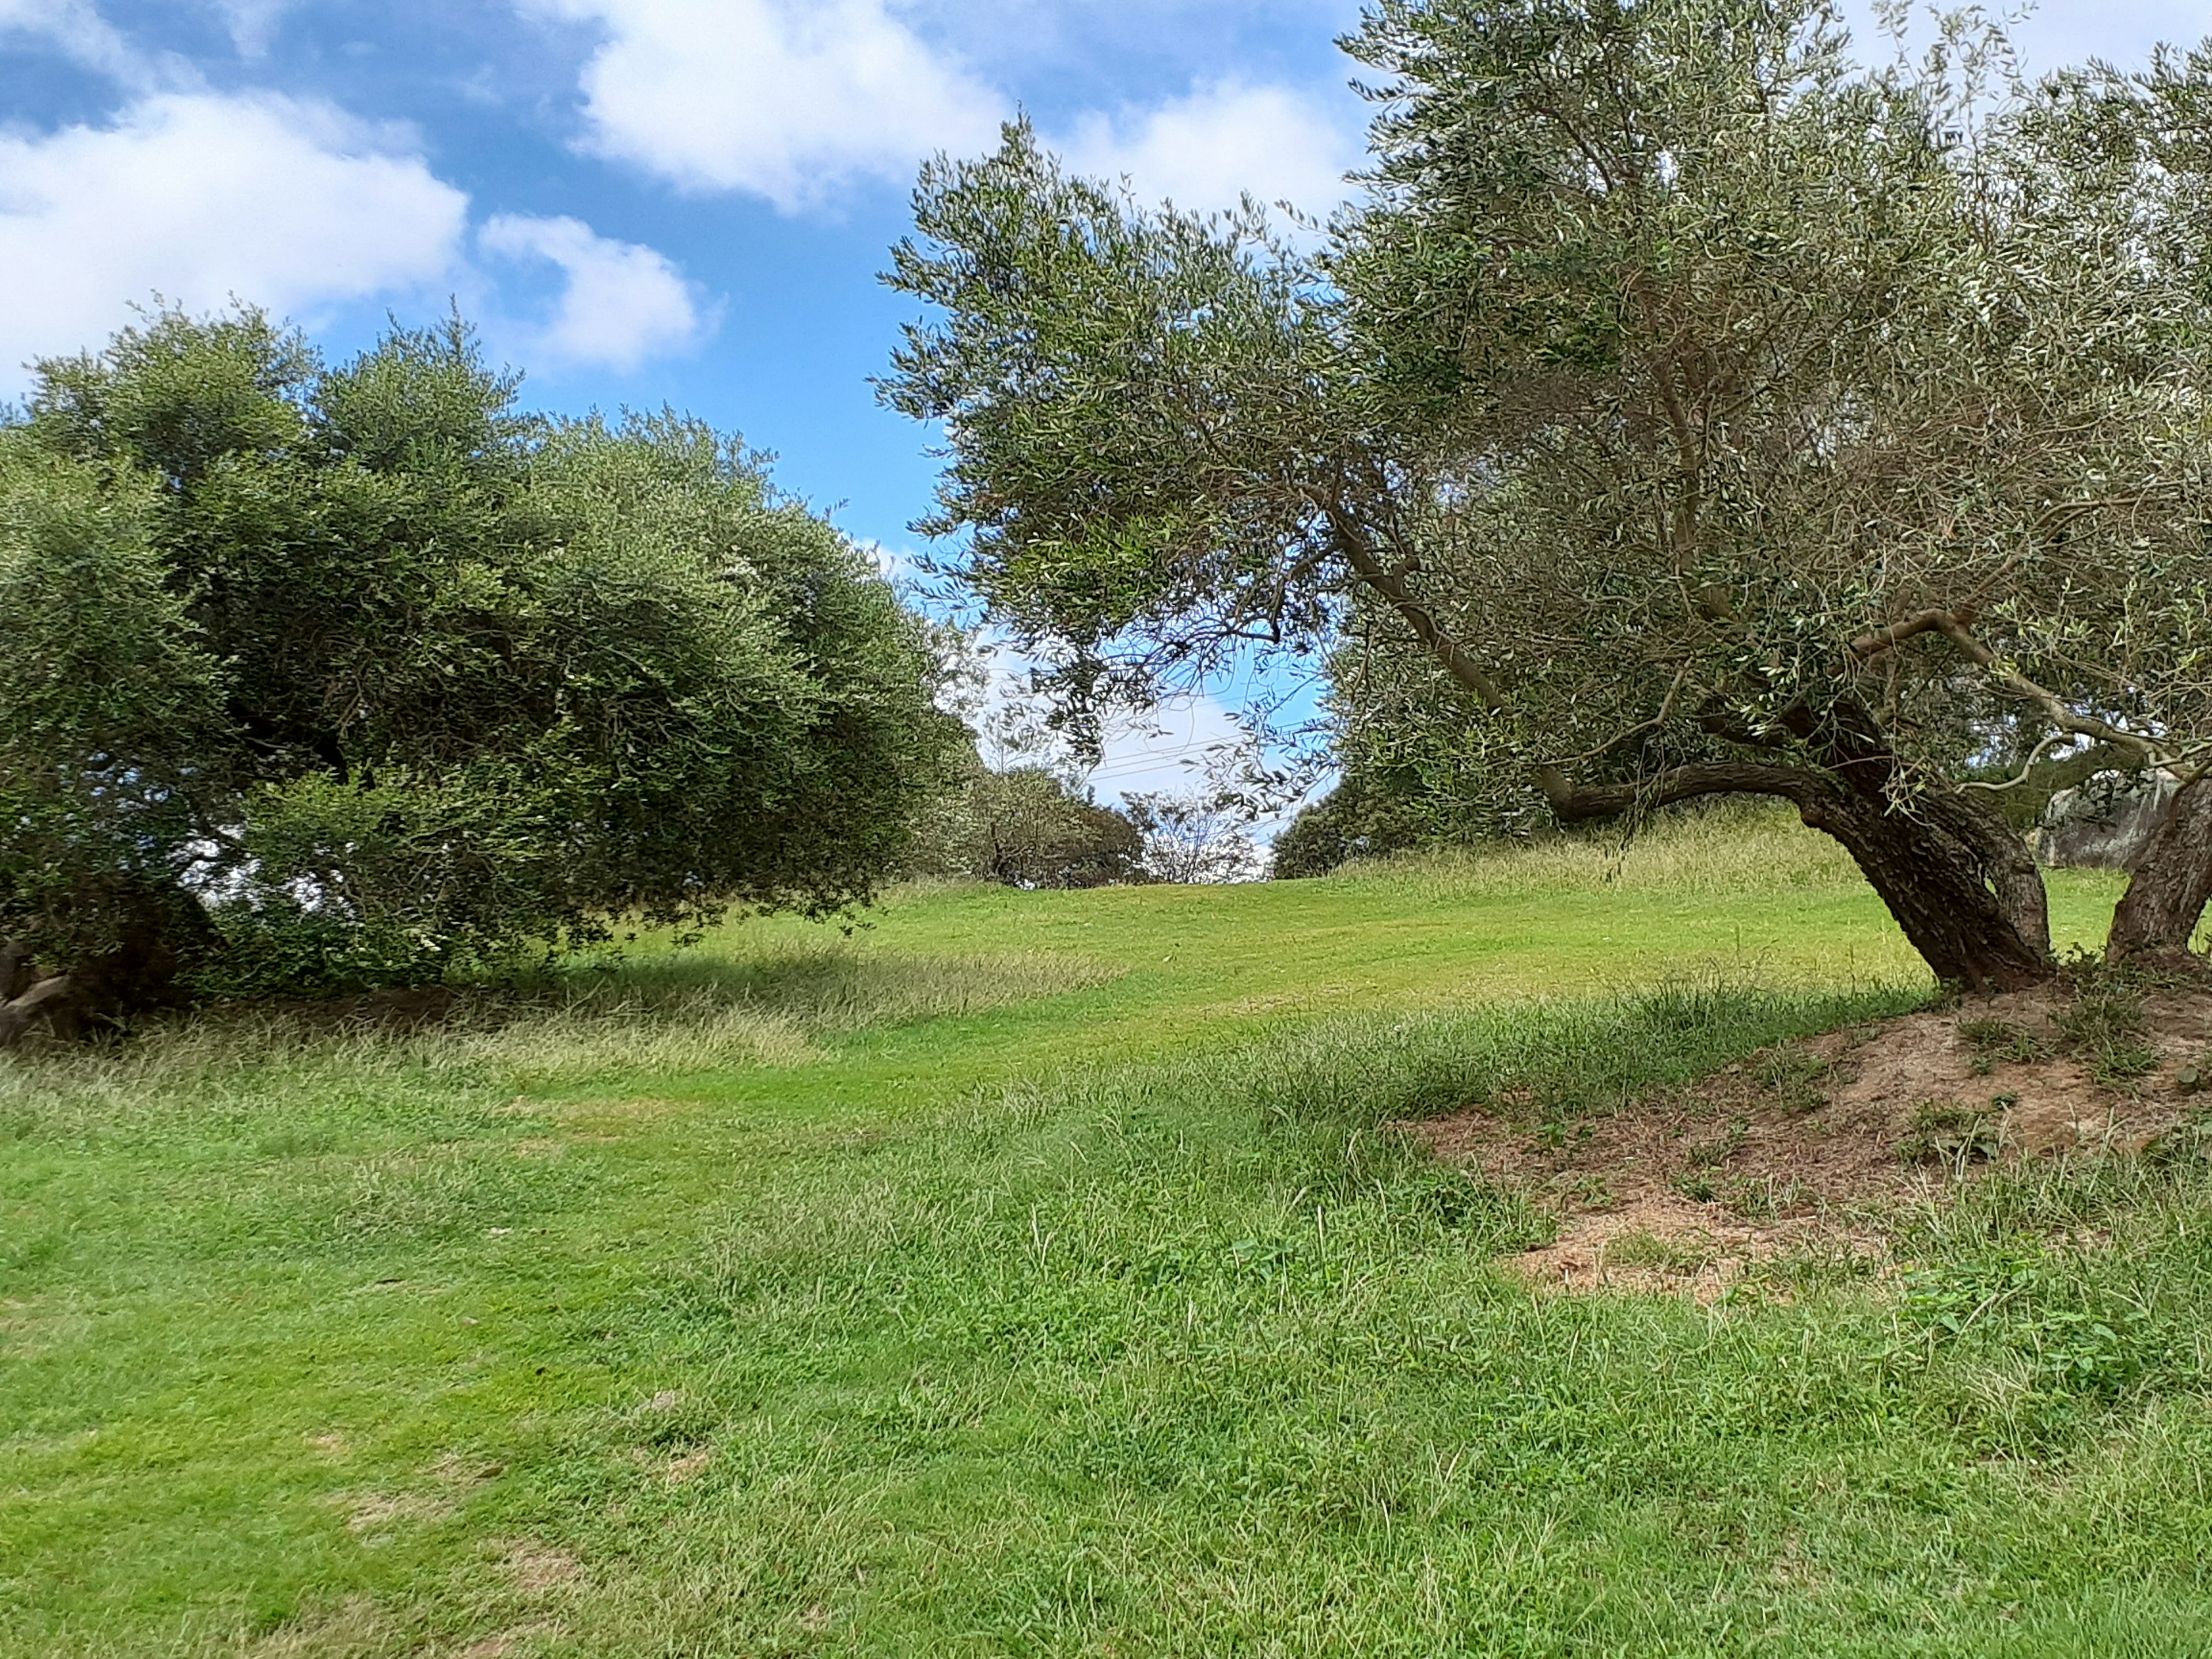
7,812,2208,1657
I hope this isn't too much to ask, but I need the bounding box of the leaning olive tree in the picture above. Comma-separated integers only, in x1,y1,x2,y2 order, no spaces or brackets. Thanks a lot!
884,0,2212,987
0,307,962,1041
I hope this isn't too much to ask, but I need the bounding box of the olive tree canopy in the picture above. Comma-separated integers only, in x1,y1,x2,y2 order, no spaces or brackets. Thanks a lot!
884,0,2212,987
0,308,962,1041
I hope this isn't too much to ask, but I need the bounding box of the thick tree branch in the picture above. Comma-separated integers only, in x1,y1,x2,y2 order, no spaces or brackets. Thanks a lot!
1540,760,1825,821
1328,516,1508,715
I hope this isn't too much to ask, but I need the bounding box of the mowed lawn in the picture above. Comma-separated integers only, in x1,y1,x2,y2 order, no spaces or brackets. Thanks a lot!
7,815,2209,1657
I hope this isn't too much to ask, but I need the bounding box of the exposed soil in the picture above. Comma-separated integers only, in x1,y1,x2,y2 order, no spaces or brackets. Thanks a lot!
1407,978,2212,1300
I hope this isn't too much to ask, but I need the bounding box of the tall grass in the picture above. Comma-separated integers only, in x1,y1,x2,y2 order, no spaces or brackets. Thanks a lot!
12,850,2210,1657
0,941,1111,1139
1330,801,1862,899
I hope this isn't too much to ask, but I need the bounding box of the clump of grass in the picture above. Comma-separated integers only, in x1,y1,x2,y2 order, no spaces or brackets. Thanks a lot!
1900,1099,2003,1170
1331,801,1864,900
1756,1048,1831,1112
1243,974,1920,1143
2052,982,2161,1085
1721,1173,1806,1221
0,942,1115,1131
1957,1016,2049,1075
1683,1115,1749,1170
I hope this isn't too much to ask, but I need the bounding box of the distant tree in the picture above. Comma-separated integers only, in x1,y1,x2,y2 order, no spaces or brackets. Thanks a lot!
884,1,2212,986
0,306,962,1043
1127,791,1261,884
906,758,1145,888
1267,778,1430,879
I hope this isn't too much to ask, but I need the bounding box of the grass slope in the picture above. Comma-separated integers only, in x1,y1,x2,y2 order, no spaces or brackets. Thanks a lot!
5,816,2207,1657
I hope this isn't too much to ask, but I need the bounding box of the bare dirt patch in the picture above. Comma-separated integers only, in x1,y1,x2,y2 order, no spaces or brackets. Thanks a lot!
1410,979,2212,1298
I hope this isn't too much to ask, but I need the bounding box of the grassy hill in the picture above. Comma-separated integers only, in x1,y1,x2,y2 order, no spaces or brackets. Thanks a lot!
6,815,2209,1657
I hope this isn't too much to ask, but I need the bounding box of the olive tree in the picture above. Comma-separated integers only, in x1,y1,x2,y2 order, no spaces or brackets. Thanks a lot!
0,308,962,1041
883,0,2212,987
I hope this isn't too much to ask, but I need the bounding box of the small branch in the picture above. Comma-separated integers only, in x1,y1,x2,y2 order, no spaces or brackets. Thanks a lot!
1959,730,2072,793
1849,607,1962,661
1327,514,1507,716
1849,606,2184,772
1933,615,2176,768
1563,662,1694,767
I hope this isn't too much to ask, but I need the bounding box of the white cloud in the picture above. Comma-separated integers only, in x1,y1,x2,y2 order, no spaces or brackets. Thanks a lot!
1087,693,1252,804
1059,79,1358,220
478,212,707,372
0,92,469,386
0,90,711,388
0,0,164,85
529,0,1005,210
209,0,293,58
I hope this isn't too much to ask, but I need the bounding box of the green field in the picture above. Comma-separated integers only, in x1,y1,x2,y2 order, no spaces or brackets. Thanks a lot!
6,815,2210,1657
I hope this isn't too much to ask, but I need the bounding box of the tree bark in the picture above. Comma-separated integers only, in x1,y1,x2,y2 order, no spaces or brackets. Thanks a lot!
0,940,32,1005
2107,772,2212,965
1798,786,2050,991
0,974,82,1049
1545,753,2052,993
0,884,212,1050
1919,787,2052,959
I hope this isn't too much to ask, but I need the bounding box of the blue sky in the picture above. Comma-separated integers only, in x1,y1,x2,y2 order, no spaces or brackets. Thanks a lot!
1,0,2203,808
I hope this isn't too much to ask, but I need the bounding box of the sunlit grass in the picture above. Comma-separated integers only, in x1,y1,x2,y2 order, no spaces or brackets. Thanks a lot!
3,814,2206,1657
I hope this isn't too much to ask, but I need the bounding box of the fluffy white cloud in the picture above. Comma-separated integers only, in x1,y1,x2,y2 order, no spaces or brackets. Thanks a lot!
531,0,1005,210
1835,0,2204,73
0,90,711,387
1061,79,1358,221
477,212,708,372
0,0,160,84
0,93,468,385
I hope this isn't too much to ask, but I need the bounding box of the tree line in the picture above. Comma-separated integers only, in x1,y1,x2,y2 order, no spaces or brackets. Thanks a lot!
13,0,2212,1042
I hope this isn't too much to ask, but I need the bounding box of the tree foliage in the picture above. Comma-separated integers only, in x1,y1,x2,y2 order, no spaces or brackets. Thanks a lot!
884,1,2212,984
906,760,1145,888
0,306,961,1031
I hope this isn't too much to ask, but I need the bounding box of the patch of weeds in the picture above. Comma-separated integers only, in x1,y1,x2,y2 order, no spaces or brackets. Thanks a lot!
1672,1171,1717,1203
1397,1167,1550,1243
1721,1173,1804,1221
2146,1105,2212,1169
1900,1099,2002,1171
1531,1115,1597,1152
1757,1049,1830,1113
1552,1172,1615,1213
1957,1017,2049,1068
2052,986,2160,1085
1894,1246,2171,1401
1684,1115,1748,1170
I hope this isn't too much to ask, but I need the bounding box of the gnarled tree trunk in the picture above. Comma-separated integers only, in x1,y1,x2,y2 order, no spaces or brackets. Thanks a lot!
1545,736,2052,993
0,971,82,1049
0,883,214,1051
1799,783,2050,991
2108,772,2212,967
